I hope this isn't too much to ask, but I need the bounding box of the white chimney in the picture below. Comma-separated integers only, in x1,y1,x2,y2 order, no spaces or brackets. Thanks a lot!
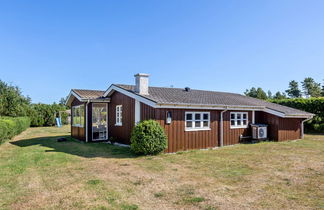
134,73,149,95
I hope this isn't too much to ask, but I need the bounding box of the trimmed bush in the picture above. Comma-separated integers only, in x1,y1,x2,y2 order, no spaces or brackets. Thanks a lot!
130,120,167,155
27,103,69,127
269,98,324,132
0,117,30,144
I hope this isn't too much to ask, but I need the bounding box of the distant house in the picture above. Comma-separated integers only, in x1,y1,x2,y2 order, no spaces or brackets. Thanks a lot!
66,73,314,153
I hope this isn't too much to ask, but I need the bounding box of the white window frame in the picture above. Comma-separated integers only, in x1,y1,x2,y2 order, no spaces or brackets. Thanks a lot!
92,103,108,141
115,105,122,126
185,112,210,131
72,105,84,128
230,112,248,129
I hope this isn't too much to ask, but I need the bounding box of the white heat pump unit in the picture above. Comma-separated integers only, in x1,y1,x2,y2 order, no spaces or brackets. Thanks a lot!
251,124,268,140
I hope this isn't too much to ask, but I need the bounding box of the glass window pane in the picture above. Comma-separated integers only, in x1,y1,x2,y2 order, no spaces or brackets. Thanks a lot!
231,113,235,119
203,121,208,127
243,120,247,125
186,121,192,128
93,103,108,140
237,120,241,126
203,113,209,120
231,120,235,126
237,114,241,119
243,113,247,119
186,113,192,120
195,121,201,127
195,113,201,120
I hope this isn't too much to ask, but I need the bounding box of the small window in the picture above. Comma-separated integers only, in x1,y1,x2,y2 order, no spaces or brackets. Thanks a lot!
230,112,248,128
72,105,84,127
185,112,210,131
115,105,122,126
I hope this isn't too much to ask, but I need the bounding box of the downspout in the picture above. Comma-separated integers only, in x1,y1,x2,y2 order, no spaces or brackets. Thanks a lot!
301,116,313,139
85,100,90,143
219,107,228,147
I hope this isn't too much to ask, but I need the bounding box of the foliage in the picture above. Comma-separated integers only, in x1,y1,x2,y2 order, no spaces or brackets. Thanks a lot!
59,96,68,105
302,77,321,98
269,98,324,132
130,120,167,155
0,117,30,144
285,80,301,98
0,80,31,117
0,80,69,127
244,87,268,100
273,91,287,99
27,103,68,127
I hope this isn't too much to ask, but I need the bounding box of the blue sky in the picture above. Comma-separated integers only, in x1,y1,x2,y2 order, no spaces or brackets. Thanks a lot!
0,0,323,103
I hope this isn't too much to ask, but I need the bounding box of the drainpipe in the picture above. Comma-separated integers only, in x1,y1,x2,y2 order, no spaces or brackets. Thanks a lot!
301,116,313,139
85,100,90,143
219,107,228,147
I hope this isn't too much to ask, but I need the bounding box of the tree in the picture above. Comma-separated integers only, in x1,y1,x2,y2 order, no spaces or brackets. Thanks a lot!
285,80,301,98
267,90,272,99
273,91,287,99
321,80,324,97
302,77,321,97
244,87,267,100
59,96,68,105
244,87,257,98
0,80,31,117
256,88,267,100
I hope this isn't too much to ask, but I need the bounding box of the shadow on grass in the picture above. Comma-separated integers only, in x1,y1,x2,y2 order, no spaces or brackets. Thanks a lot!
10,135,136,159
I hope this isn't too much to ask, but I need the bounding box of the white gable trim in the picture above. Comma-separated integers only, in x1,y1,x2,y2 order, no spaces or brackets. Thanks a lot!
66,90,83,106
66,90,110,106
104,85,157,107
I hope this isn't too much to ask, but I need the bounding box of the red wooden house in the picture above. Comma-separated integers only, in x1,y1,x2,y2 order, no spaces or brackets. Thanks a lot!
66,73,313,153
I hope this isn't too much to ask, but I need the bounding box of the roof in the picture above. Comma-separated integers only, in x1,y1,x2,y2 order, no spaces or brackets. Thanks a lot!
72,89,105,99
67,85,313,117
113,84,313,117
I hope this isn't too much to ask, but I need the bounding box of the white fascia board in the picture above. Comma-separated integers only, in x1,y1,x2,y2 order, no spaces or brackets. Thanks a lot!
104,85,156,107
66,90,83,106
282,114,315,119
154,103,264,111
264,108,313,118
89,99,111,103
264,108,286,118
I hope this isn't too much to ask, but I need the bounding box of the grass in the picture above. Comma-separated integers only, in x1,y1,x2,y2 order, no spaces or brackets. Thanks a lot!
0,126,323,209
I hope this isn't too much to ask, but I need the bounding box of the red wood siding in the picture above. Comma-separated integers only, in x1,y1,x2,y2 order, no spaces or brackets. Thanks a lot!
278,118,302,141
71,98,86,141
223,111,252,146
108,91,135,144
140,102,155,120
255,111,303,141
141,108,219,153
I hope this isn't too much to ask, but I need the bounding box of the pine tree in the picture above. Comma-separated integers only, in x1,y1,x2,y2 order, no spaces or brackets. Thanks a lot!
302,77,321,97
285,80,301,98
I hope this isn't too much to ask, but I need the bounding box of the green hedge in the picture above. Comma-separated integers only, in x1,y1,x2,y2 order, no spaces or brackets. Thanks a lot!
0,117,30,144
269,98,324,132
131,120,167,155
27,103,68,127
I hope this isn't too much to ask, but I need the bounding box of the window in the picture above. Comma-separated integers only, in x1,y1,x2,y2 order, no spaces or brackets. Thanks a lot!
115,105,122,126
230,112,248,128
185,112,210,131
72,105,84,127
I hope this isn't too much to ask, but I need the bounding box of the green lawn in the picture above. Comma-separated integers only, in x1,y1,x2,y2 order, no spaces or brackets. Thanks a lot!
0,126,323,210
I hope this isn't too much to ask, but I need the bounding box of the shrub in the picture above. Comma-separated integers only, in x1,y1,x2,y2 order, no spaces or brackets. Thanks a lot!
130,120,167,155
0,117,30,144
27,103,69,127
